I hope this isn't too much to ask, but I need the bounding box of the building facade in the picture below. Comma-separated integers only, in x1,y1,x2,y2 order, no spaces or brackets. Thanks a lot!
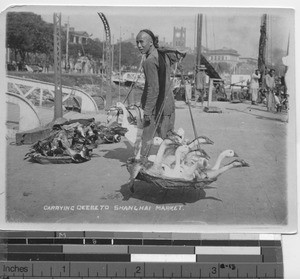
63,24,90,45
206,47,241,73
206,47,240,65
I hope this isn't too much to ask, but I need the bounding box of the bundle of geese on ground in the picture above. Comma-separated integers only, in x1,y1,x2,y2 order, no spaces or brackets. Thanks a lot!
24,117,128,164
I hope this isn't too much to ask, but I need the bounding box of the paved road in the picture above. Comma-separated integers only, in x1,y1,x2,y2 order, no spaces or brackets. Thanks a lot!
5,100,294,231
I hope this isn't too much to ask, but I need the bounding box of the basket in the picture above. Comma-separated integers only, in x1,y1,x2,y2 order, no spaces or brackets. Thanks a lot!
135,169,217,190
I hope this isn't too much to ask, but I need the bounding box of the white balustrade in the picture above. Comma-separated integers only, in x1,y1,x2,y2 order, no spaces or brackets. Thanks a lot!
7,75,99,113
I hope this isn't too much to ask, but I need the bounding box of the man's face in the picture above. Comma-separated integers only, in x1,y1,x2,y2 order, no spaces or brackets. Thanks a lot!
136,32,153,55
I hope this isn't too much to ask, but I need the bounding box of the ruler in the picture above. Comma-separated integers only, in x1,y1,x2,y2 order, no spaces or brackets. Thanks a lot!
0,231,283,278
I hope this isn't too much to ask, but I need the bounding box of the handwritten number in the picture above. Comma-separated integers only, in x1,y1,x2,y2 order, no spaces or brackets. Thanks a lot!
92,239,97,244
135,266,141,274
62,266,66,272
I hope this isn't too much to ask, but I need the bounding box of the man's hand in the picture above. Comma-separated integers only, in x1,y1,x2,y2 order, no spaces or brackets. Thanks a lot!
143,115,151,128
143,115,151,122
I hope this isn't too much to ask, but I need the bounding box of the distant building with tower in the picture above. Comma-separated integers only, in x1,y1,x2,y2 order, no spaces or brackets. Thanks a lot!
173,27,186,49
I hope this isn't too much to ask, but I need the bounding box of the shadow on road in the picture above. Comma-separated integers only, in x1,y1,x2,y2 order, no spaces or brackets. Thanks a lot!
101,141,134,163
226,107,287,123
118,181,222,205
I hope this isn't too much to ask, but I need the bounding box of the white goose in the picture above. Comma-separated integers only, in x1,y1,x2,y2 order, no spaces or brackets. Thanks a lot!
161,145,197,180
189,149,238,176
183,150,209,169
146,138,180,175
147,137,164,162
131,105,144,159
116,102,145,160
160,135,212,168
116,102,141,145
195,159,249,180
210,149,238,170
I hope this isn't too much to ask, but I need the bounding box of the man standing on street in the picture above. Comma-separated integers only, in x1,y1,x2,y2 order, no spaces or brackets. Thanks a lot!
265,69,276,112
135,29,185,159
249,69,260,105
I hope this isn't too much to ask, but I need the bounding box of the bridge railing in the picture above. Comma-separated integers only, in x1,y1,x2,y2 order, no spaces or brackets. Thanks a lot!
6,75,99,113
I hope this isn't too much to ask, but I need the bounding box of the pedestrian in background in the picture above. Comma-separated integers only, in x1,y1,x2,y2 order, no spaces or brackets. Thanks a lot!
194,65,207,106
185,78,192,103
249,69,260,105
265,69,276,112
135,29,185,160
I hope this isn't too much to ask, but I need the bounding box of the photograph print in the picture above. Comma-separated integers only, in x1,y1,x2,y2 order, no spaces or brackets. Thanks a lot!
1,5,297,232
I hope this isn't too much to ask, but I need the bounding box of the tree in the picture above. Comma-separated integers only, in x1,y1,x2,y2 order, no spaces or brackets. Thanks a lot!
84,38,103,59
6,12,53,63
113,42,141,70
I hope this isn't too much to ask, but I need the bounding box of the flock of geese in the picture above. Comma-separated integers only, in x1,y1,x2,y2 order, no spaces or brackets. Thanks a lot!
115,102,250,191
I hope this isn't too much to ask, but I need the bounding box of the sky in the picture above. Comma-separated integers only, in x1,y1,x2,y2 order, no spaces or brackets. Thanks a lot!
3,5,294,58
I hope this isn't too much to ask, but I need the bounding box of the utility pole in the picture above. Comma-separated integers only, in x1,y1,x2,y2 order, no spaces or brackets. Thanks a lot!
111,35,114,72
119,28,122,102
66,17,69,73
258,14,267,82
53,13,63,120
195,14,204,103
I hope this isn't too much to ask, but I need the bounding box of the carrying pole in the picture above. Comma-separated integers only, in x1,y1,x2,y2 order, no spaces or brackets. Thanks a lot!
187,101,198,139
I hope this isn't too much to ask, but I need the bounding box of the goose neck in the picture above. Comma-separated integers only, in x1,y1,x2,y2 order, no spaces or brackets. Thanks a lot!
211,150,227,170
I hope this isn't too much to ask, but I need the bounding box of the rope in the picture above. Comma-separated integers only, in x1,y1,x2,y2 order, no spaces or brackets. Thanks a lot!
122,55,145,104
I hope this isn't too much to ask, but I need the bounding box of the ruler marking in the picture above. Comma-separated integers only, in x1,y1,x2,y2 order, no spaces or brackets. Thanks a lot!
32,262,33,277
50,267,53,277
88,267,90,277
106,264,108,277
180,265,183,278
69,261,71,277
256,264,258,277
275,267,277,277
